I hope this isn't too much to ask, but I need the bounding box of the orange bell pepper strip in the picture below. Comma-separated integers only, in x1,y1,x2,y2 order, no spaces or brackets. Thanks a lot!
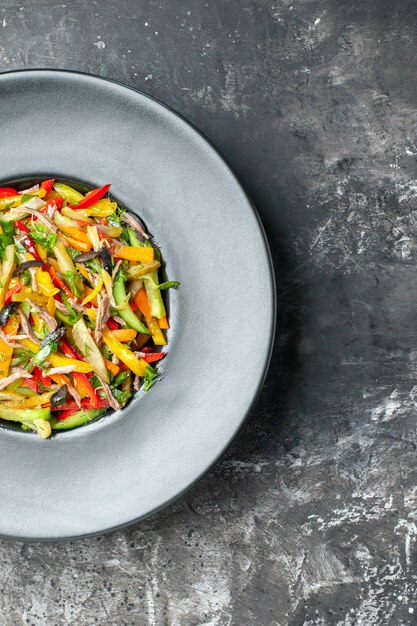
134,287,151,320
158,316,169,329
113,245,154,263
60,227,91,244
61,234,92,253
106,329,137,342
104,358,120,376
3,314,20,336
49,373,72,390
132,290,166,345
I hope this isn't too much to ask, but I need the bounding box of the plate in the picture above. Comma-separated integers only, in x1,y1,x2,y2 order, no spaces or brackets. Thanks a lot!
0,70,275,540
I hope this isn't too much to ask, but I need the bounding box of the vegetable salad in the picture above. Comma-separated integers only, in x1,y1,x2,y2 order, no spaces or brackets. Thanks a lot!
0,179,178,438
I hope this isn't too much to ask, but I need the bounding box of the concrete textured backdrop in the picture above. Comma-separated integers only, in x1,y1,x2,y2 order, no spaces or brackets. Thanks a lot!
1,0,417,624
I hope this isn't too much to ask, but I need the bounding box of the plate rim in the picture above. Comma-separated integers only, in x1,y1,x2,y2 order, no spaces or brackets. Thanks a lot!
0,68,276,541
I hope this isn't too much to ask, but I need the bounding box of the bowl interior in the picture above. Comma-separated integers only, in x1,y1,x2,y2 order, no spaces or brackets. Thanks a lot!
0,175,172,435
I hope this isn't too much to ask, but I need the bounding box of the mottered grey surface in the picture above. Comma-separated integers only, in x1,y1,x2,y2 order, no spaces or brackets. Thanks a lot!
0,0,416,625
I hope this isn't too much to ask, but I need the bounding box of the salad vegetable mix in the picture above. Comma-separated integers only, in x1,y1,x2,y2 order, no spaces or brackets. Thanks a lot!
0,179,178,438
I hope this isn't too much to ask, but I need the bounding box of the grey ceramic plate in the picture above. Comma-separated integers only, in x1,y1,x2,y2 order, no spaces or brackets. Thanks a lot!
0,70,275,540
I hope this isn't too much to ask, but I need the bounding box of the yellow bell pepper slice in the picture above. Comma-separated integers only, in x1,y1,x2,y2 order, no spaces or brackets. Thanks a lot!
82,277,103,305
147,316,167,346
61,206,94,224
20,338,40,354
3,390,55,409
103,332,149,377
31,313,44,335
0,244,15,308
85,307,97,323
48,353,94,373
19,339,94,374
46,296,56,317
84,198,116,216
36,243,48,261
76,263,92,283
36,268,60,297
12,291,48,304
10,188,47,207
0,336,13,378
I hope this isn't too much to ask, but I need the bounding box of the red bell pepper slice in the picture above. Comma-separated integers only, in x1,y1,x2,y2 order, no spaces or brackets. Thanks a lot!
0,188,17,198
56,408,79,420
33,366,53,387
16,220,42,261
45,197,64,211
142,352,166,363
40,179,54,193
106,318,119,330
54,397,110,415
73,372,100,409
22,377,39,393
4,283,22,305
70,183,111,210
16,219,29,234
48,266,78,300
60,337,83,360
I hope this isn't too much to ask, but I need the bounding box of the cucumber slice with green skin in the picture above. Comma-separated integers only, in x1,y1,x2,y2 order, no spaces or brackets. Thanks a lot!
113,273,150,335
0,406,50,423
50,409,106,431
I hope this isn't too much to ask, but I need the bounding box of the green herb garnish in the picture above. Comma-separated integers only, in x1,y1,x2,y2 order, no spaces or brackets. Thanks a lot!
30,223,58,251
143,366,158,392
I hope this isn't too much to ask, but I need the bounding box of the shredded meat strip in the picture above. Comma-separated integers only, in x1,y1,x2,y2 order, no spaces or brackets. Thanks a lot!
27,300,58,332
94,292,110,343
8,205,57,232
17,308,41,344
96,375,121,411
0,368,31,390
54,300,70,315
122,212,149,240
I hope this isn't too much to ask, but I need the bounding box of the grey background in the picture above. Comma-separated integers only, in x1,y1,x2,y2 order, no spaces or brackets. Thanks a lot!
0,0,416,624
